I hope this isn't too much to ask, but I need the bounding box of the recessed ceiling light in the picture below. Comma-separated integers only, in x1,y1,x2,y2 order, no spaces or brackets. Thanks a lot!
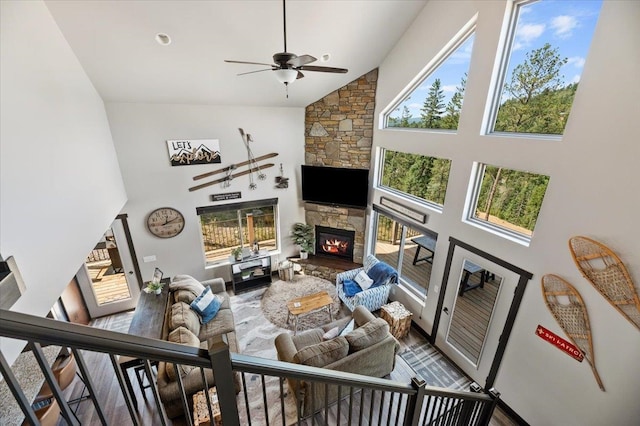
155,33,171,46
321,54,330,62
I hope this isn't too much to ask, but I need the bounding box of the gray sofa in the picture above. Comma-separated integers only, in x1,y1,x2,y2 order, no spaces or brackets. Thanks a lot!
274,306,399,417
157,277,240,419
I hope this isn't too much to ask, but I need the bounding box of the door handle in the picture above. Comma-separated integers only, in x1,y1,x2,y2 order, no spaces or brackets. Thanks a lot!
128,271,134,275
443,307,449,315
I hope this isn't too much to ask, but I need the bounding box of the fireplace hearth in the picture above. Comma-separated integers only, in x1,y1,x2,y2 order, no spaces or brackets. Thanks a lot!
315,226,355,261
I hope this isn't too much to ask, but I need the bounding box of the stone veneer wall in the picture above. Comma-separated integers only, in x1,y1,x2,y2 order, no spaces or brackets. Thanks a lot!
303,69,378,265
305,203,366,264
304,69,377,168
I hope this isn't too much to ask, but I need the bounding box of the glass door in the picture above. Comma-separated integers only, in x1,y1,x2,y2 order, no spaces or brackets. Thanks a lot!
372,212,438,298
77,217,141,318
435,247,521,388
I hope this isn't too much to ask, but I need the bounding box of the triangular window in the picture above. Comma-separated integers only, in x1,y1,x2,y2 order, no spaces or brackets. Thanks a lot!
384,24,475,131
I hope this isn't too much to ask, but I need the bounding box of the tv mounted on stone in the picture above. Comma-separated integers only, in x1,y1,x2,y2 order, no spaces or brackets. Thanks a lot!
301,165,369,209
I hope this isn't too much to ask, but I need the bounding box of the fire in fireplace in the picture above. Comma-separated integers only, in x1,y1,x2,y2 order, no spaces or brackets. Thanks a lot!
315,226,355,261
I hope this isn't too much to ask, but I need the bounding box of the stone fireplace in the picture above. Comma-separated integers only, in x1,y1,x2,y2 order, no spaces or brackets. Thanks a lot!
297,69,377,280
315,226,355,262
305,203,365,264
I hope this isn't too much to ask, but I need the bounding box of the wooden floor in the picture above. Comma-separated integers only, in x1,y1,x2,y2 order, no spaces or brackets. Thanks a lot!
375,239,502,368
56,305,519,426
87,261,131,305
447,275,500,364
376,241,433,295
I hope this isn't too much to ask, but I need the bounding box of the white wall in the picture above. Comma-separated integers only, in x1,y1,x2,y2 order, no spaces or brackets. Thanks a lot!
374,0,640,424
0,1,127,362
104,103,306,282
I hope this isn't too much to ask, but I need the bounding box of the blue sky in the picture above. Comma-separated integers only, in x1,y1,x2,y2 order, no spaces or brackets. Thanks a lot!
390,0,603,122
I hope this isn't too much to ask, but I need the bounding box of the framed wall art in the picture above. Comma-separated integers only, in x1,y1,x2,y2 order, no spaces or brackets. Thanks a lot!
167,139,221,166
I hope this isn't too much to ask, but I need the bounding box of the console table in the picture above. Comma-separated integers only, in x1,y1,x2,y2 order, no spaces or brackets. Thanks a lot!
128,278,170,339
119,277,170,405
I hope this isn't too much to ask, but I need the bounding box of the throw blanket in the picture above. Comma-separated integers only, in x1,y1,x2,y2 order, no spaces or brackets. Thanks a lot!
367,261,398,287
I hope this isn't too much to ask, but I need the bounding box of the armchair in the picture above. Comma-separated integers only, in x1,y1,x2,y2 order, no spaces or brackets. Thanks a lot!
336,254,398,311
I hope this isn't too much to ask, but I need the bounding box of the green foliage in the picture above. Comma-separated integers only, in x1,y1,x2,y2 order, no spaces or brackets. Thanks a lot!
495,43,573,134
381,150,451,205
400,105,412,127
440,74,466,130
475,166,550,232
291,223,314,253
421,78,446,128
384,43,569,234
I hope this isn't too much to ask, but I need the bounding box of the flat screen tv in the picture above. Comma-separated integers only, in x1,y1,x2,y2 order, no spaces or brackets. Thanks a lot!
301,165,369,208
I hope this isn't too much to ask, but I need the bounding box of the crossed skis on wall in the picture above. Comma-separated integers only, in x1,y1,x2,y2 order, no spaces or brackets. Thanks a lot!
189,128,278,192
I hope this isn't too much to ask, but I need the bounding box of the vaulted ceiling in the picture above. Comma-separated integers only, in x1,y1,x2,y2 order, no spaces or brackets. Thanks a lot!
45,0,427,108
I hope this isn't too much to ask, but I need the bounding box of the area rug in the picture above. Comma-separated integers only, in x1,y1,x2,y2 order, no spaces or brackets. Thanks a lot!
399,342,472,391
260,275,342,332
230,285,299,425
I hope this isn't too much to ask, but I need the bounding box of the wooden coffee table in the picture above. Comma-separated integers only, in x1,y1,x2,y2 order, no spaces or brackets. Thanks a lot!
286,291,334,334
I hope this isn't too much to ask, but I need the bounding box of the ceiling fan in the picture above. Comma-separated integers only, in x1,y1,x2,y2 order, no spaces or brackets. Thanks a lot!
224,0,348,92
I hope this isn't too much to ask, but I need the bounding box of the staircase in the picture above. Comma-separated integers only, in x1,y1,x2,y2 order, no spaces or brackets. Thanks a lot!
0,309,499,425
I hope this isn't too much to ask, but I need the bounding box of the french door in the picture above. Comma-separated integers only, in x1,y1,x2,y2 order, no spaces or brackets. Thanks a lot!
434,238,532,389
77,215,142,318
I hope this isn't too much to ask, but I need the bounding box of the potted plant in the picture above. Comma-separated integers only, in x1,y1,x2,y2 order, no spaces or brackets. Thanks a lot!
144,280,164,295
291,222,314,259
231,246,244,261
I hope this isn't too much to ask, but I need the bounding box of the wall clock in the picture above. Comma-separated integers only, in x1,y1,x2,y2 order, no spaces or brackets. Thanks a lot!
146,207,185,238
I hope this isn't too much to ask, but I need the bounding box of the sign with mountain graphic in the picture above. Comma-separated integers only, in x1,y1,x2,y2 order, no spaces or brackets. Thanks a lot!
167,139,221,166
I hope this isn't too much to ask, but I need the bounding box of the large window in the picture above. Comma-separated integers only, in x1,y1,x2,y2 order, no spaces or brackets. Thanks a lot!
373,209,438,297
488,0,602,136
379,149,452,208
197,199,278,263
467,164,549,242
385,27,475,131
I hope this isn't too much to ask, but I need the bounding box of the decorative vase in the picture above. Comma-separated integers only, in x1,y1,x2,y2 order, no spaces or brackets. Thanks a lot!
154,288,162,295
300,250,308,260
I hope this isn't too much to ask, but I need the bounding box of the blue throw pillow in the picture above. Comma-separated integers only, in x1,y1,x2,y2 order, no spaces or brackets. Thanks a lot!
342,279,363,297
190,287,222,324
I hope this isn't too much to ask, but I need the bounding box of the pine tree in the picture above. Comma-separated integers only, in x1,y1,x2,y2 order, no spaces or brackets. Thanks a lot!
495,43,569,133
400,105,412,127
441,74,467,130
406,156,434,199
420,78,445,128
424,158,451,204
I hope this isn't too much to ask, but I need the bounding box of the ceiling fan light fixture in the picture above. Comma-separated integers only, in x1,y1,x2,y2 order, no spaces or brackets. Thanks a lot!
274,68,298,85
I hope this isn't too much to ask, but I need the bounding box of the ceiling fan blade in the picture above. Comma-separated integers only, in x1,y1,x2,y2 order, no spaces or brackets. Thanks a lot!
298,65,348,74
237,68,273,76
225,59,276,67
296,71,305,80
287,54,317,67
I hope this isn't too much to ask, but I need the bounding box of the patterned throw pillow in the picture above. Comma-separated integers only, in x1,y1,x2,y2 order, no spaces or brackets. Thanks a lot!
190,287,222,324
